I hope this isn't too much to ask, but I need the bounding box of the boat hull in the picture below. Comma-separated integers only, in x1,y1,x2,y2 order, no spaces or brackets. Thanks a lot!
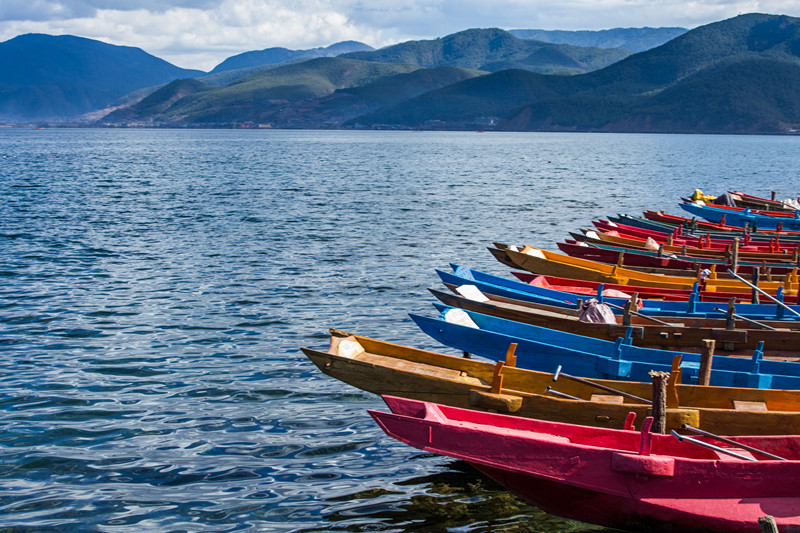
475,464,799,533
371,397,800,533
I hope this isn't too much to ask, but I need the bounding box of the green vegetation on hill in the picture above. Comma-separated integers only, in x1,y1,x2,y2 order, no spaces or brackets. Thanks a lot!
341,28,631,74
508,27,687,53
101,78,213,124
366,13,800,134
348,69,572,127
149,57,422,124
246,65,487,128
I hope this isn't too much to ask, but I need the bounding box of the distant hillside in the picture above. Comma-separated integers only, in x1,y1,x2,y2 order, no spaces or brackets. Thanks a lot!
108,57,423,125
347,69,570,127
100,79,213,124
209,41,374,73
358,14,800,134
255,66,487,128
340,28,631,74
0,34,204,122
509,27,687,53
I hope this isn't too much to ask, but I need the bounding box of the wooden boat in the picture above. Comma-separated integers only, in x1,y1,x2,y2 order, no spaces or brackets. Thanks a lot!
642,210,767,233
594,218,799,253
618,212,800,240
490,243,799,295
371,395,800,533
691,201,798,218
454,263,800,320
430,286,800,356
558,240,799,276
510,270,759,303
586,224,798,256
727,190,796,212
412,305,800,388
303,330,800,435
680,201,800,231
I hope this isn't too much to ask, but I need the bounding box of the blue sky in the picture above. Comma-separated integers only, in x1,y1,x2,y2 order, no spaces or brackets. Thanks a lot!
1,0,799,70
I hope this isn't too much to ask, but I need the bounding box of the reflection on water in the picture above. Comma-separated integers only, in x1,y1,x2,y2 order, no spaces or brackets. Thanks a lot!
305,460,615,533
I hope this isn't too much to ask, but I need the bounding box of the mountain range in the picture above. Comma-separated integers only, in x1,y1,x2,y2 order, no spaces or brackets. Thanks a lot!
0,34,203,121
2,15,800,134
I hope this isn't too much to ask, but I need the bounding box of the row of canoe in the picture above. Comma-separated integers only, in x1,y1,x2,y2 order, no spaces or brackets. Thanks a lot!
302,191,800,532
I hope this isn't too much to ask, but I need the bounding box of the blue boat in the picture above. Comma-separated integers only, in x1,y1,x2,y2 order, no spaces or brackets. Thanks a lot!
411,304,800,389
679,202,800,231
440,264,800,321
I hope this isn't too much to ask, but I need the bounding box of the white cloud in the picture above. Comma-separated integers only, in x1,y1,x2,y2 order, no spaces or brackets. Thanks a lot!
1,0,800,70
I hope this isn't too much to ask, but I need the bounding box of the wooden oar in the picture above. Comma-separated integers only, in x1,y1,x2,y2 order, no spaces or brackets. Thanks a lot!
712,307,778,330
681,424,788,461
670,431,758,461
727,268,800,318
552,365,651,404
544,386,583,401
604,301,675,326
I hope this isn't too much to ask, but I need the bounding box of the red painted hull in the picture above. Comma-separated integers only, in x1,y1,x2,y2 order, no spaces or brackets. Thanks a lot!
594,219,798,252
644,210,800,236
511,271,754,302
371,396,800,533
557,240,798,276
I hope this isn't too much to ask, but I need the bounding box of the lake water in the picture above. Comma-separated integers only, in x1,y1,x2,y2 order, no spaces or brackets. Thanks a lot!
1,129,798,532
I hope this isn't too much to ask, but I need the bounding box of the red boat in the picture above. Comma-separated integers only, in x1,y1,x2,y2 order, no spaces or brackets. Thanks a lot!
593,220,798,252
644,210,800,236
370,395,800,533
511,271,760,302
556,240,799,276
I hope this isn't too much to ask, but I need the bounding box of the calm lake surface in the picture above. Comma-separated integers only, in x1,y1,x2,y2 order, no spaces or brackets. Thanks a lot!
1,129,798,532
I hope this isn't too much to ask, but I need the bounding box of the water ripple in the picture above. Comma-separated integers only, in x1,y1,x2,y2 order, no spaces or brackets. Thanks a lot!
2,129,799,532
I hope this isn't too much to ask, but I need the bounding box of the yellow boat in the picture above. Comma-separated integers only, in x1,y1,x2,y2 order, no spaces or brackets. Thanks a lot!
302,330,800,436
491,243,798,295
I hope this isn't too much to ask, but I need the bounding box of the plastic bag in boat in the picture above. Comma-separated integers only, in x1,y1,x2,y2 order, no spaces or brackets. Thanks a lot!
712,192,737,206
783,198,800,210
578,298,617,324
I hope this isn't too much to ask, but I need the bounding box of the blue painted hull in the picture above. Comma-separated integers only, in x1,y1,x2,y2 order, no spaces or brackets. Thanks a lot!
442,264,800,321
411,305,800,389
679,202,800,231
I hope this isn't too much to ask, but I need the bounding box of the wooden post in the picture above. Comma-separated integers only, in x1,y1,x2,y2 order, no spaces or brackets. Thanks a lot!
725,298,736,330
771,190,777,201
731,237,739,273
650,371,669,434
622,299,632,326
759,515,778,533
698,339,715,386
724,299,736,351
751,268,760,304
